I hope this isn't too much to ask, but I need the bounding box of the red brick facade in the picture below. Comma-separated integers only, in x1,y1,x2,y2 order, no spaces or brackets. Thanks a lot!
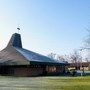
0,65,65,76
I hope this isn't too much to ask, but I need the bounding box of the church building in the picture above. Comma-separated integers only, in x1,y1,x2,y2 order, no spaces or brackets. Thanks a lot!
0,33,68,76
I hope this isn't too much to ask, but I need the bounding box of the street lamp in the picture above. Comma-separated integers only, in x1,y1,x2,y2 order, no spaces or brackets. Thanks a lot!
78,49,83,76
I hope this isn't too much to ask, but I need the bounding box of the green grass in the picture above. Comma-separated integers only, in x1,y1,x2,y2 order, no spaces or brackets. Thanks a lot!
0,76,90,90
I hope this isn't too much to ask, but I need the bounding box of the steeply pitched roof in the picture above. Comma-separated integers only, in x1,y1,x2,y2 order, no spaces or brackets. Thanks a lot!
0,33,68,65
7,33,22,48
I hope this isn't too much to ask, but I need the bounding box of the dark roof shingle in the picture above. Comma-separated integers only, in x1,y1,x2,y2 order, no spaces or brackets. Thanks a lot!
0,33,68,66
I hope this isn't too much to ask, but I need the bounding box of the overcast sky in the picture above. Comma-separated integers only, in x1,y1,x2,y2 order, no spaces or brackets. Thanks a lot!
0,0,90,56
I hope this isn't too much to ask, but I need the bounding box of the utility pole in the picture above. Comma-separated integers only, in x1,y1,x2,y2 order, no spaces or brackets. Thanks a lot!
79,49,83,76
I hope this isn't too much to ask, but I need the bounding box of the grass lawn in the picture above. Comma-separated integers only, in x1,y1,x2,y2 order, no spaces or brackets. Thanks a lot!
0,76,90,90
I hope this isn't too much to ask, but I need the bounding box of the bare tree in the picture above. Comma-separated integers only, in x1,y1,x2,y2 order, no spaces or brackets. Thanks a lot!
70,50,81,63
47,53,56,59
82,29,90,61
85,58,89,62
69,50,82,70
84,29,90,48
57,54,69,63
57,55,65,62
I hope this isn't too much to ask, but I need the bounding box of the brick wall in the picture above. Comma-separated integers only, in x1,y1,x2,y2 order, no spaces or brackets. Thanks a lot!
14,67,44,76
46,66,64,75
0,65,65,76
